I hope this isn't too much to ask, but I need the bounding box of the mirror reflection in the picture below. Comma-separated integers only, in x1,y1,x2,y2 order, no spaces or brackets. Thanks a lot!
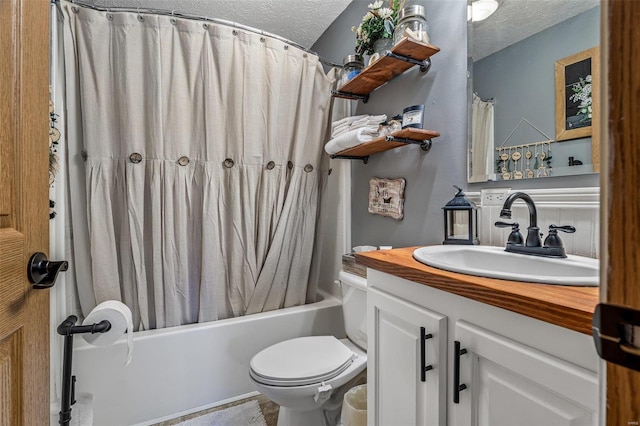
468,0,600,183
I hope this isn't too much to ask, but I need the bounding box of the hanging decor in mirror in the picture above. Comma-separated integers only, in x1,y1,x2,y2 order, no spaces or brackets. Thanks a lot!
495,118,554,180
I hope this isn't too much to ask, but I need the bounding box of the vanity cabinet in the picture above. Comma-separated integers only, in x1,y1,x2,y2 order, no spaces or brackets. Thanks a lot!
454,321,598,426
366,269,599,426
367,287,447,426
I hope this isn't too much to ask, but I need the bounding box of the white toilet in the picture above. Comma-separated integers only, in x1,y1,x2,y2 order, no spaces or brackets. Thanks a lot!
249,271,368,426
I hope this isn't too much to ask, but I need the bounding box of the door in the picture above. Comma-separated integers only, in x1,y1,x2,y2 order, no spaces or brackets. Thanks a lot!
0,1,51,425
603,1,640,424
454,321,598,426
367,287,447,426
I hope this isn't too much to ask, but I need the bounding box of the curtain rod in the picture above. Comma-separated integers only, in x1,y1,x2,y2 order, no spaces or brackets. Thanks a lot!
53,0,343,68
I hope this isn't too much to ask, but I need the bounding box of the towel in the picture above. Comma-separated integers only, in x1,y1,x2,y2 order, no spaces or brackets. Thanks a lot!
350,114,387,128
331,122,352,138
325,127,381,155
331,114,388,139
331,114,367,132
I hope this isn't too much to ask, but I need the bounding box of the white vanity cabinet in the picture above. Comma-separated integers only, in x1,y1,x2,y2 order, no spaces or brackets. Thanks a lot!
366,269,600,426
367,287,447,426
453,321,598,426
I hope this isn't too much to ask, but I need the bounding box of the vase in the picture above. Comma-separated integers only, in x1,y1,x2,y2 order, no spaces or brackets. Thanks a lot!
369,38,394,66
373,37,394,55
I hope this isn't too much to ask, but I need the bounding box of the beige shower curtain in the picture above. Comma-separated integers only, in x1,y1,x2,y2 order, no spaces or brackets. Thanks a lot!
469,93,495,182
62,2,334,330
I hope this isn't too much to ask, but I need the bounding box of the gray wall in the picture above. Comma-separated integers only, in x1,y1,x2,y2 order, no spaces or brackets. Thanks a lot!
470,7,600,190
313,0,469,248
313,1,600,248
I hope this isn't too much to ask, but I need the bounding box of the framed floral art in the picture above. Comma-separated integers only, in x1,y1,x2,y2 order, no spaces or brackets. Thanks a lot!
555,46,600,145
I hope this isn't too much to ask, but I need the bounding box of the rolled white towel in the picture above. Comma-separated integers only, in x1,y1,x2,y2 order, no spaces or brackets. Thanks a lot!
325,128,381,155
331,122,352,138
331,114,367,132
350,114,387,128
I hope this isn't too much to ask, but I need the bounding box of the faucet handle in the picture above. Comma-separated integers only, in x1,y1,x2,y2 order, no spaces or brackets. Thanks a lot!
494,221,524,245
549,224,576,233
544,224,576,248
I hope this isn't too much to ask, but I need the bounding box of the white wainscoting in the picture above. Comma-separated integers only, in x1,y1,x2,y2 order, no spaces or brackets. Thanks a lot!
466,187,599,258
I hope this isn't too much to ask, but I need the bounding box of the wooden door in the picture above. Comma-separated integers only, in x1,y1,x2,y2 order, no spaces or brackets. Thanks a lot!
604,1,640,424
367,288,447,426
0,1,51,425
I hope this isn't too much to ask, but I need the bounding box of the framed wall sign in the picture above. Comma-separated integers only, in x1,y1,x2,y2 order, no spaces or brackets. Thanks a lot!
368,177,406,220
555,46,600,144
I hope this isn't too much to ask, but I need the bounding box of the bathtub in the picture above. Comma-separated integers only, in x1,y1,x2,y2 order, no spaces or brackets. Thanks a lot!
71,291,345,426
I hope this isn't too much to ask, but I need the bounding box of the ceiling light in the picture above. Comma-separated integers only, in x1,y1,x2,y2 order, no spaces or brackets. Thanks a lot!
468,0,499,22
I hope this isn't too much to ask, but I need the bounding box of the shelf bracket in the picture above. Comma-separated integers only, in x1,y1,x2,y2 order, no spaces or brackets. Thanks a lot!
330,154,369,164
385,135,433,152
331,89,370,103
384,51,432,73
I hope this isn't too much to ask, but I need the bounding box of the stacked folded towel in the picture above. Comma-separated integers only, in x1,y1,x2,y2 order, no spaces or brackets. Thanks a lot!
325,114,388,155
331,114,387,139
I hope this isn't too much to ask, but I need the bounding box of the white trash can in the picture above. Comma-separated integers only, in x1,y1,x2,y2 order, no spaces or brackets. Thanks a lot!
340,384,367,426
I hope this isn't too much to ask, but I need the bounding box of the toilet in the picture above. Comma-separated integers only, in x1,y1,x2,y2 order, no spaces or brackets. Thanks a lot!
249,271,368,426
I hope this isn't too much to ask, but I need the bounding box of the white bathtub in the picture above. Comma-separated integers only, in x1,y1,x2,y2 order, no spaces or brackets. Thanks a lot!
71,292,345,425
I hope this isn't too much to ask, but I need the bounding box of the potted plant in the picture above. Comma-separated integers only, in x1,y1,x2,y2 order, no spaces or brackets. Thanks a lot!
352,0,405,58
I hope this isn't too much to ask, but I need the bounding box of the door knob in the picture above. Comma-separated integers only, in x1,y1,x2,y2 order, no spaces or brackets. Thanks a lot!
27,252,68,289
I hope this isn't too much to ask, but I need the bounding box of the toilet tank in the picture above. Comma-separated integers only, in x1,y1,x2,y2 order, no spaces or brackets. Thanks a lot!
339,271,368,351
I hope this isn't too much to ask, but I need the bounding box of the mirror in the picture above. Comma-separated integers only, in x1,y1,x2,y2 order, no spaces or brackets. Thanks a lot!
467,0,600,183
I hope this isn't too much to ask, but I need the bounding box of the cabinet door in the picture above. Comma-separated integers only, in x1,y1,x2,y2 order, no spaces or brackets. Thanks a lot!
453,320,598,426
368,288,447,426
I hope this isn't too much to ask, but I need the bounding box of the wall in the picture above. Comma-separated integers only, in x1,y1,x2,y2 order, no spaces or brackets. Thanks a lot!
314,1,601,250
468,187,600,257
314,0,469,248
473,7,600,181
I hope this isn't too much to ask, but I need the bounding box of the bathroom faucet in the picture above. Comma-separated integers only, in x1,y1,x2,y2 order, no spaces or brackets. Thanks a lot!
495,192,575,258
499,192,541,247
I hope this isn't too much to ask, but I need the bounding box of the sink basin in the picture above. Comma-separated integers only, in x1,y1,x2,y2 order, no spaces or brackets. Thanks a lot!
412,245,599,286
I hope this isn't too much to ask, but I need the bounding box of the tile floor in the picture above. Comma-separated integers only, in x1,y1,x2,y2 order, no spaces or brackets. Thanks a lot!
154,394,279,426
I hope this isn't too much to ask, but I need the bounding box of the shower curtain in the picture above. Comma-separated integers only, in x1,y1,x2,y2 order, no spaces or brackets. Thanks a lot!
469,93,495,182
61,2,335,330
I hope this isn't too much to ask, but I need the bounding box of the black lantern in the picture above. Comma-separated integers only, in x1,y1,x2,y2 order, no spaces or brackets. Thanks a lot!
443,185,479,245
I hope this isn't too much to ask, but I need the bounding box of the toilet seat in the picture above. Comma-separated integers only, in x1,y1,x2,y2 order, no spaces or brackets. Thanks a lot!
250,336,356,387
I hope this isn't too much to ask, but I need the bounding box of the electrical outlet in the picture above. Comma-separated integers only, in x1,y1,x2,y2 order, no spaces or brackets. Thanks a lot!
482,189,509,206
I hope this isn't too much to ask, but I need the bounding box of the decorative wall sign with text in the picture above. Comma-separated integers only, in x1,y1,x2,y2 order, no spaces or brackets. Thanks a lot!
368,177,406,220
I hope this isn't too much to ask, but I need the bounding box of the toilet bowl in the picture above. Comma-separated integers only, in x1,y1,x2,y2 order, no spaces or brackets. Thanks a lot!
249,271,368,426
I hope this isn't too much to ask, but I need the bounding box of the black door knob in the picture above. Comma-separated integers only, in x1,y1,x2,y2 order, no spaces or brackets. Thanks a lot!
27,252,68,289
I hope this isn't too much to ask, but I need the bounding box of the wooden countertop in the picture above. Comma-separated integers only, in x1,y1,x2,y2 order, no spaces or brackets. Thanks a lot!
355,247,599,335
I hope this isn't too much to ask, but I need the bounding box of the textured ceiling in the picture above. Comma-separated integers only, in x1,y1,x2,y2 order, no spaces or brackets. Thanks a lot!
472,0,600,61
94,0,354,49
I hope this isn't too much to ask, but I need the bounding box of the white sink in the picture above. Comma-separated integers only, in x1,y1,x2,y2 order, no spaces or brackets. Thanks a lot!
413,245,599,286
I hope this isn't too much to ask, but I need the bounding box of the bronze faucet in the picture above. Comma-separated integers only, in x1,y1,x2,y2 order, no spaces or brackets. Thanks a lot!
495,192,575,258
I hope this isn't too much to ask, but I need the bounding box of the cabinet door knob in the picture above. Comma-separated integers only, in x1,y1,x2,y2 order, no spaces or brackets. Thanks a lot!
453,340,468,403
420,327,433,382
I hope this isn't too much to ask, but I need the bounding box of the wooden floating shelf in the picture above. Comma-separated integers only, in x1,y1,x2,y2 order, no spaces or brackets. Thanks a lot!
335,38,440,98
331,128,440,160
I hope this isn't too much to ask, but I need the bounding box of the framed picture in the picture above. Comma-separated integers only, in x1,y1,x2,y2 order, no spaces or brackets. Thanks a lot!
555,47,600,147
368,177,406,220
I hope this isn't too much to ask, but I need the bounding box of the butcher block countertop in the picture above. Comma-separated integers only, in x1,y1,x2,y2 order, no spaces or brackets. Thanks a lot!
355,246,599,335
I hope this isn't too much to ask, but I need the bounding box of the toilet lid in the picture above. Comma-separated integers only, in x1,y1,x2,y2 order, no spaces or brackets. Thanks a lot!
250,336,355,387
